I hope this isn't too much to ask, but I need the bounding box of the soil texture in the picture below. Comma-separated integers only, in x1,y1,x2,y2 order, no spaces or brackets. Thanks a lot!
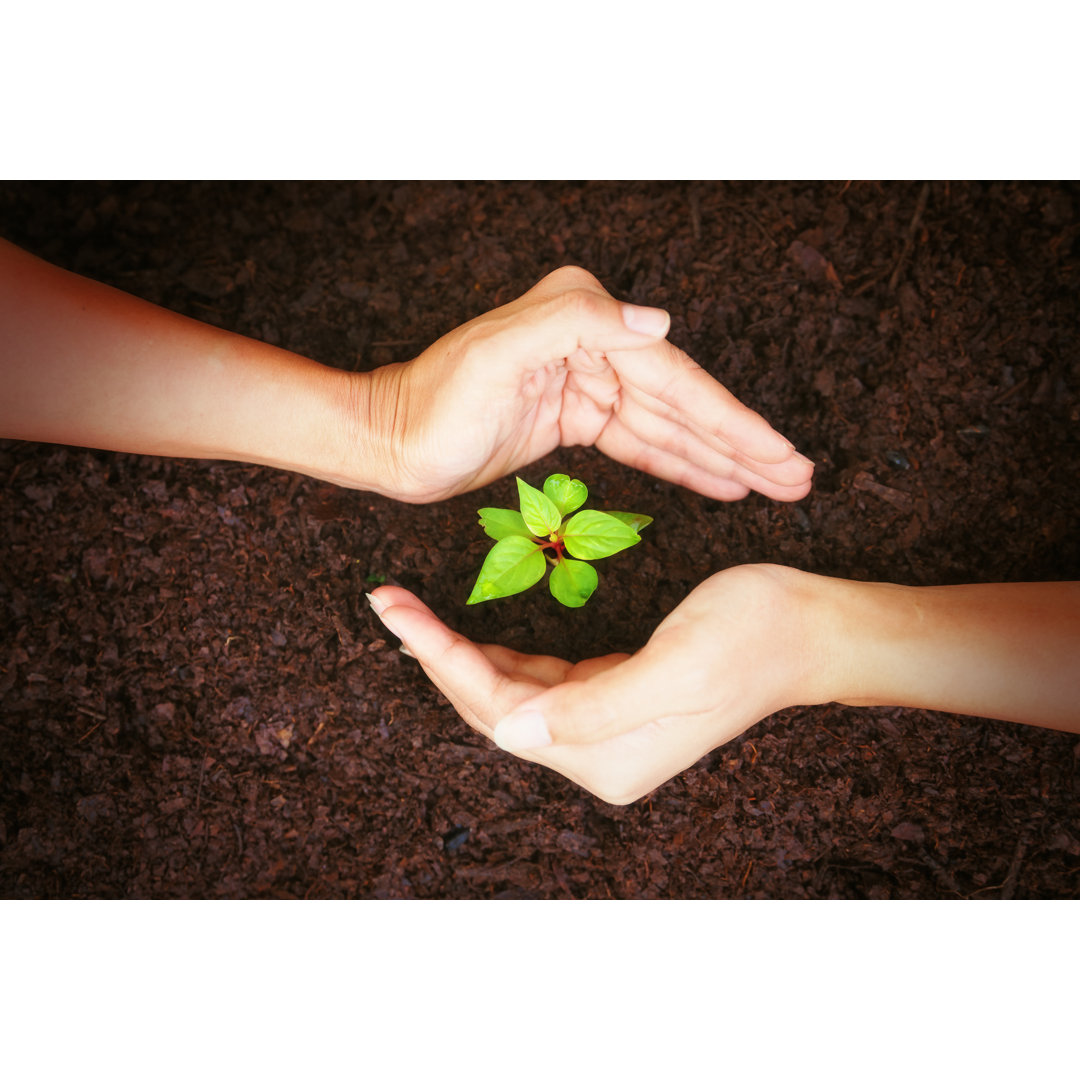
1,180,1078,899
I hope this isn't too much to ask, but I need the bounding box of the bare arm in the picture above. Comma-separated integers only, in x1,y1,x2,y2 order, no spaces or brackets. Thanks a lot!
0,241,812,503
0,237,368,486
821,577,1080,732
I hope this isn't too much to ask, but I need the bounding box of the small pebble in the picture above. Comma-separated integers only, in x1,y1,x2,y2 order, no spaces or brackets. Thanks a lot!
442,826,470,853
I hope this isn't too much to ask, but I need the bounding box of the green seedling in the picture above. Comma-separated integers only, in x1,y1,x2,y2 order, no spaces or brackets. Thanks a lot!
467,474,652,608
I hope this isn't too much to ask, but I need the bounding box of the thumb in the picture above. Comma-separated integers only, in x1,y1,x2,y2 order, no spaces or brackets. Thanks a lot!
492,648,672,752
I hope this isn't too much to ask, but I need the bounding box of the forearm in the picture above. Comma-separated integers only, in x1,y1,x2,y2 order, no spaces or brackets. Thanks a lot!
809,572,1080,732
0,238,383,488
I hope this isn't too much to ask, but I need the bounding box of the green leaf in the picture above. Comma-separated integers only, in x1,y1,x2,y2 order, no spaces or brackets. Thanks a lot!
543,473,588,516
466,536,546,604
477,507,532,541
560,510,642,560
599,510,653,534
517,476,562,537
549,557,598,608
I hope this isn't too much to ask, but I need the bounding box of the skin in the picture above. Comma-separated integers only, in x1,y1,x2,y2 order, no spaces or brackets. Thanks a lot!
13,236,1069,809
0,241,814,505
369,568,1080,805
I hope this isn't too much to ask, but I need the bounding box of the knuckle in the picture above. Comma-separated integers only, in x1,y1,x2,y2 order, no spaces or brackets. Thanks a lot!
550,285,607,326
544,264,600,291
434,633,475,670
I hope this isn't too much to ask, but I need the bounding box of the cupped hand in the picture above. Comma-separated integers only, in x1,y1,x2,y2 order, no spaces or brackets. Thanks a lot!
368,565,828,804
360,265,813,503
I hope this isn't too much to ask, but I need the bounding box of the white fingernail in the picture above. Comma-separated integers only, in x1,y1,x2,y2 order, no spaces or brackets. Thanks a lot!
399,644,416,659
621,303,669,337
494,710,552,752
368,595,403,641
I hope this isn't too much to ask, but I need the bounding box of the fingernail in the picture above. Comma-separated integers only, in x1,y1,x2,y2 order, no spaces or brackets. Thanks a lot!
494,710,552,752
398,644,416,659
621,303,669,337
367,593,405,643
794,451,815,468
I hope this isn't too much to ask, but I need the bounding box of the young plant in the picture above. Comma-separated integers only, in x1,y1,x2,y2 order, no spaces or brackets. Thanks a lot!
467,474,652,608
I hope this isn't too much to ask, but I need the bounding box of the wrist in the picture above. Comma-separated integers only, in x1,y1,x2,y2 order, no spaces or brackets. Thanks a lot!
796,574,875,707
334,362,415,498
320,366,378,490
808,575,964,712
300,364,377,490
694,564,842,715
810,575,963,711
756,564,851,710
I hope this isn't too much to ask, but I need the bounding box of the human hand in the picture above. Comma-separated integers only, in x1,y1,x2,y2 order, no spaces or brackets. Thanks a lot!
368,565,829,803
356,266,813,503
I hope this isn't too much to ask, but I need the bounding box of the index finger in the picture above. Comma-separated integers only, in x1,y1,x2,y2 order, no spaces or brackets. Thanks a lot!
608,340,797,465
370,589,549,739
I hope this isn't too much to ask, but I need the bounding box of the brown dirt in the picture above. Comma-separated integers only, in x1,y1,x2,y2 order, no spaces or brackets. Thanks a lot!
1,180,1078,899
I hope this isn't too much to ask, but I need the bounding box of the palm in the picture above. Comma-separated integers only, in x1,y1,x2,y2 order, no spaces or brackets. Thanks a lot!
385,347,613,501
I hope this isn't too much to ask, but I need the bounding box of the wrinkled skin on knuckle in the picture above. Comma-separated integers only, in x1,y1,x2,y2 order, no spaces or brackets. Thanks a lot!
435,633,482,677
540,283,608,332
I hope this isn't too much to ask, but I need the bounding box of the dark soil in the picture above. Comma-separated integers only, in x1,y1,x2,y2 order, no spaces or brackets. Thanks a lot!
1,181,1078,899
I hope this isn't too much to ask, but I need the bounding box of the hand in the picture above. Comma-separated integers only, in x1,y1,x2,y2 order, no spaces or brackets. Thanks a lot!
358,265,814,503
368,565,828,803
